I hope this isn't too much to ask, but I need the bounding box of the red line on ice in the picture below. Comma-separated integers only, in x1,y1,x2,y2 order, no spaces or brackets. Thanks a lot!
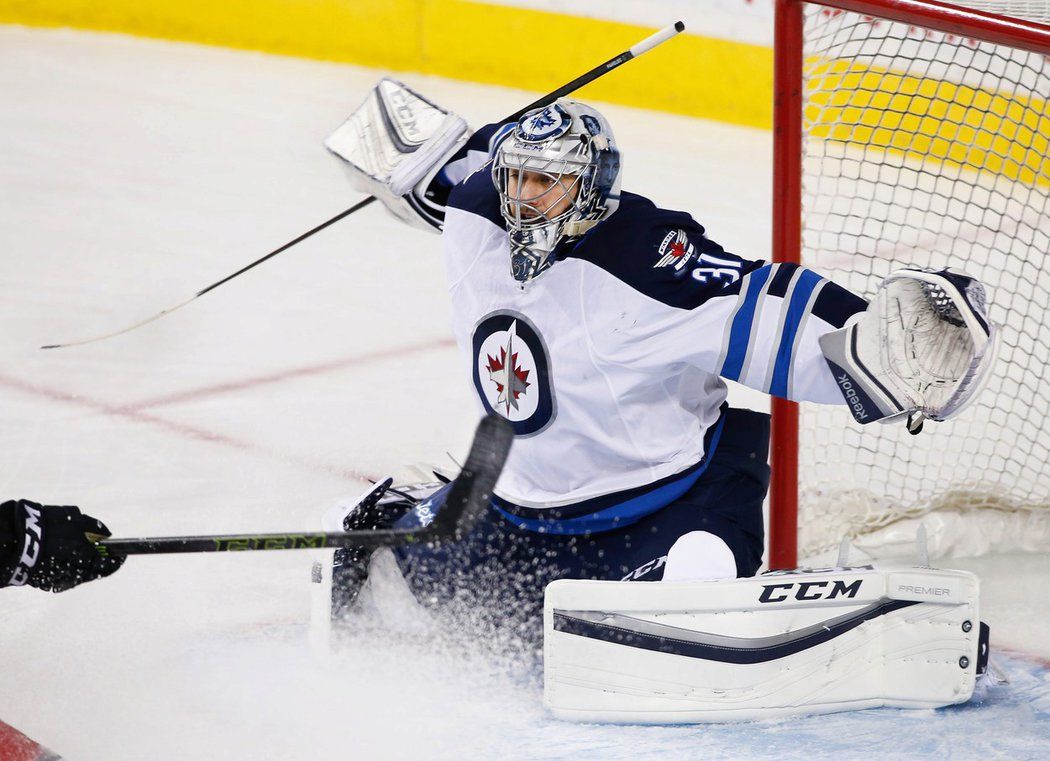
121,337,457,411
0,373,374,485
1000,647,1050,669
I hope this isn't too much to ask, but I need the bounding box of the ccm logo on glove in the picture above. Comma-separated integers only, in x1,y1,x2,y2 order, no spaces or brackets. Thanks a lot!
8,503,43,586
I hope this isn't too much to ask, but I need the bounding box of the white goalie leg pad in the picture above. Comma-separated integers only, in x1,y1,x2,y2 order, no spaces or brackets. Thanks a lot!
819,268,999,429
325,78,470,231
544,565,985,723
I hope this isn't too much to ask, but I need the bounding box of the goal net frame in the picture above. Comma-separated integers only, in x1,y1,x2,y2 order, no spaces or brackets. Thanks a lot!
770,0,1050,569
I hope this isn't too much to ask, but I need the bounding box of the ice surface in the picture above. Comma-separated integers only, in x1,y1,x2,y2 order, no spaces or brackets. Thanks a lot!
0,25,1046,760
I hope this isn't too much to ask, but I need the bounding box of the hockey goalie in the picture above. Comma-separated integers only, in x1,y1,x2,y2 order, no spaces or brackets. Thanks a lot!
315,78,1000,722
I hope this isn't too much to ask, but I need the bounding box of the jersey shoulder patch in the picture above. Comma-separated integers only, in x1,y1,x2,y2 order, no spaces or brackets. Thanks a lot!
565,192,761,309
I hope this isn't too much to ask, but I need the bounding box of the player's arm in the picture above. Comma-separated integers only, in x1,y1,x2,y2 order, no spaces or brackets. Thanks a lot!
583,210,860,409
589,217,868,405
604,219,997,426
703,258,997,428
0,499,124,592
324,78,512,231
672,234,999,424
706,258,870,405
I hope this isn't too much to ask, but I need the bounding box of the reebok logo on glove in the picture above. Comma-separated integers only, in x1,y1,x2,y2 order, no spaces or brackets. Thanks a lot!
836,373,869,421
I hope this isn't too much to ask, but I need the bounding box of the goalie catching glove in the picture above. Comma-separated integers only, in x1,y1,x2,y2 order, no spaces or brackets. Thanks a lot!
821,268,999,433
325,78,471,232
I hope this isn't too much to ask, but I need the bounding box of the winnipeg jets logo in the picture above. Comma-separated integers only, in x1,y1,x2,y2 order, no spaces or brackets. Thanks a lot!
472,311,556,437
529,110,556,130
518,104,572,143
654,229,697,273
485,321,531,415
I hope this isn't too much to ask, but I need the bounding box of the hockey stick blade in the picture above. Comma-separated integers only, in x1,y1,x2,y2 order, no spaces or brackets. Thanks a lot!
97,413,512,556
427,412,513,540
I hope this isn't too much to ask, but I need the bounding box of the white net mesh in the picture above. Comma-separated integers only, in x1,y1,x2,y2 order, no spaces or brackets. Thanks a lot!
797,1,1050,558
954,0,1050,23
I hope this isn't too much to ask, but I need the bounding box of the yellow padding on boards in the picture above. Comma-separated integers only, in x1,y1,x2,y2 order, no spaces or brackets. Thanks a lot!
0,0,421,69
0,0,774,129
806,58,1050,189
16,0,1041,190
418,1,772,128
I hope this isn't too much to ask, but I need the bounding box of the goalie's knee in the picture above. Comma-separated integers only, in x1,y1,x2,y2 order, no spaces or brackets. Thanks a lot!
662,531,737,582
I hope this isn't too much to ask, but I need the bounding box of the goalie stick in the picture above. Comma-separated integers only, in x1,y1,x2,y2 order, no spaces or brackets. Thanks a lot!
96,413,512,557
41,21,686,350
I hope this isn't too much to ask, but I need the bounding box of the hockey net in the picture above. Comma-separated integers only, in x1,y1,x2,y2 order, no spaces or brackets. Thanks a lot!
772,0,1050,565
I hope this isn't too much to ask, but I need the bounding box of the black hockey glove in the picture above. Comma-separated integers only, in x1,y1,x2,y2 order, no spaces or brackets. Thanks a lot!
0,499,124,592
331,478,427,618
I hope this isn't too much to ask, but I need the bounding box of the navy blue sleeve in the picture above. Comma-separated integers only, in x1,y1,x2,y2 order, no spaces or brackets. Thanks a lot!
437,121,514,187
566,193,868,403
567,192,763,310
422,122,514,226
446,158,505,229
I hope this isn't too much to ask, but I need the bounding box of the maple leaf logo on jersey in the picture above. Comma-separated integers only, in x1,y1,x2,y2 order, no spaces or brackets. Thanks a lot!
486,323,531,414
654,229,697,273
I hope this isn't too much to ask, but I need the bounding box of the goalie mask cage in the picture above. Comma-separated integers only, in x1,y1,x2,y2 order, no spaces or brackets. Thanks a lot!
771,0,1050,568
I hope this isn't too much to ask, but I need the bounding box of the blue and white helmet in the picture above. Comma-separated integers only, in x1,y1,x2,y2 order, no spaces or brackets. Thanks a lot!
492,99,622,284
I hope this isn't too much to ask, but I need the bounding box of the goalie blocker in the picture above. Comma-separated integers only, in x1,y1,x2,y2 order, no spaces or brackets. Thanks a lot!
544,566,990,723
324,78,470,232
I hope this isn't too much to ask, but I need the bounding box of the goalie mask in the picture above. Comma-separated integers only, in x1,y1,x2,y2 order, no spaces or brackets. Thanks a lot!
492,100,622,284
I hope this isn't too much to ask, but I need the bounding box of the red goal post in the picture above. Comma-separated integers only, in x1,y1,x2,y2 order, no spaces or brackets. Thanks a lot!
770,0,1050,568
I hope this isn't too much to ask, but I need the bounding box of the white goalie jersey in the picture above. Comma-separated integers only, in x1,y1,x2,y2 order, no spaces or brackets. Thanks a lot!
437,124,868,533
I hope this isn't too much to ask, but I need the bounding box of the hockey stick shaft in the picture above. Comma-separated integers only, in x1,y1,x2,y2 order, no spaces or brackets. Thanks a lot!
508,21,685,121
197,196,378,300
41,196,379,350
99,527,436,555
97,413,512,556
42,21,684,350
